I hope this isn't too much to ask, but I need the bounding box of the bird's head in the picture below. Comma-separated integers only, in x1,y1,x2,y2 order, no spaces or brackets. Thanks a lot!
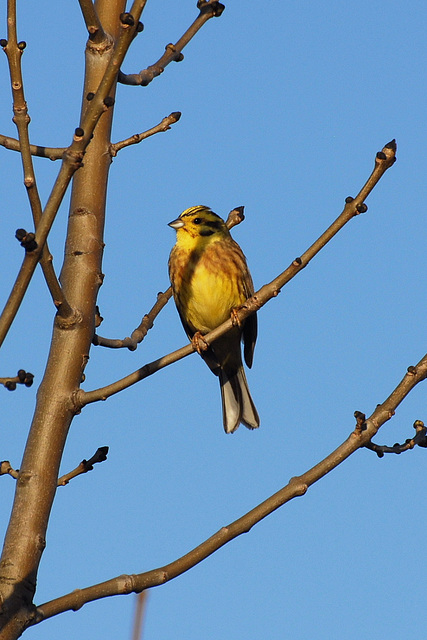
168,206,229,243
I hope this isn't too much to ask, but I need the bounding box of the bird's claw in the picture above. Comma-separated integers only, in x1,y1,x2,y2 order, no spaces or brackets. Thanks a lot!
191,331,209,355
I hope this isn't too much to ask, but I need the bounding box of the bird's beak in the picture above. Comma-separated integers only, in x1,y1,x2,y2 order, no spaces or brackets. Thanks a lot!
168,218,185,229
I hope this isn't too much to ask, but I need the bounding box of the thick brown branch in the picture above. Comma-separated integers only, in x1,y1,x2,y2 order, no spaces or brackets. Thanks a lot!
0,3,149,636
34,352,427,621
110,112,181,155
0,134,65,159
80,142,396,407
118,0,225,86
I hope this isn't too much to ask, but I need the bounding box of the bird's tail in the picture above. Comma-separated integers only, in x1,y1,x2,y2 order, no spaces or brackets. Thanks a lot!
219,366,260,434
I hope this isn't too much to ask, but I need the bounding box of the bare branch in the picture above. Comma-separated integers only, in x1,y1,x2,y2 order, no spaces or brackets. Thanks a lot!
80,142,397,406
118,0,225,86
34,351,427,621
0,1,148,350
110,111,181,156
94,289,173,350
365,419,427,457
57,447,109,486
77,0,106,43
0,133,65,159
1,10,74,320
0,461,19,480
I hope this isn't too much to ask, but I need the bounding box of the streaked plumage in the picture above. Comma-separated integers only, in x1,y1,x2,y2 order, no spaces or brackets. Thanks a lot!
168,205,259,433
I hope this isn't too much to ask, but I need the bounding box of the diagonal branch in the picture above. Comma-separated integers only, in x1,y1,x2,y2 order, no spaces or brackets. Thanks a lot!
79,141,396,407
57,447,109,486
34,350,427,622
118,0,225,86
110,111,181,156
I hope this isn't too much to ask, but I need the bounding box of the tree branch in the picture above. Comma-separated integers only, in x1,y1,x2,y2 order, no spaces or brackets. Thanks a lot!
365,419,427,456
0,133,65,159
79,142,396,407
118,0,225,86
110,111,181,156
57,447,109,486
1,9,74,320
34,350,427,622
0,461,19,480
0,1,148,351
0,369,34,391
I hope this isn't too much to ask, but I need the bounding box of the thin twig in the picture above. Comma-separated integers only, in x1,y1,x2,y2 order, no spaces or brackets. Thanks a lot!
110,112,181,156
0,369,34,391
365,419,427,457
94,289,173,350
0,461,19,480
57,447,109,486
79,142,396,407
118,0,225,86
0,133,65,159
1,448,109,486
34,350,427,622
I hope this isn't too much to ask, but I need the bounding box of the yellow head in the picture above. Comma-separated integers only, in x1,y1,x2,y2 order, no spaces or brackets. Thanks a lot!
168,206,230,248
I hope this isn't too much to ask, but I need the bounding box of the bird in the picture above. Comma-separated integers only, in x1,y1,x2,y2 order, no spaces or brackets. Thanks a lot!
168,205,259,433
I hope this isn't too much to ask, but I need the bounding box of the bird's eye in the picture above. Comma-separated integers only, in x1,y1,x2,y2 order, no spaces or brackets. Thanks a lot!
193,217,202,224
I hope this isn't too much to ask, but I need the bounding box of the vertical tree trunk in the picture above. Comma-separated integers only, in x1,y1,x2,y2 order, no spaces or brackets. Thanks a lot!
0,2,125,637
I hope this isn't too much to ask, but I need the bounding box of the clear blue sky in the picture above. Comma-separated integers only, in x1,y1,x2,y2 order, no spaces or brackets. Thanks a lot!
1,1,426,639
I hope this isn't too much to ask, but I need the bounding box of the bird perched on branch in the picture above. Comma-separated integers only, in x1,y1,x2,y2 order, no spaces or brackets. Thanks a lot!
168,205,259,433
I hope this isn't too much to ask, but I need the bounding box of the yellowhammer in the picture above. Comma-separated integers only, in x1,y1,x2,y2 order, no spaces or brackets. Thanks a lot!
168,205,259,433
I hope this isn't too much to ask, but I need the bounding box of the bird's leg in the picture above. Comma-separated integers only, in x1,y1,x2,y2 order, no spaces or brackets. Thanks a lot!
191,331,209,355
